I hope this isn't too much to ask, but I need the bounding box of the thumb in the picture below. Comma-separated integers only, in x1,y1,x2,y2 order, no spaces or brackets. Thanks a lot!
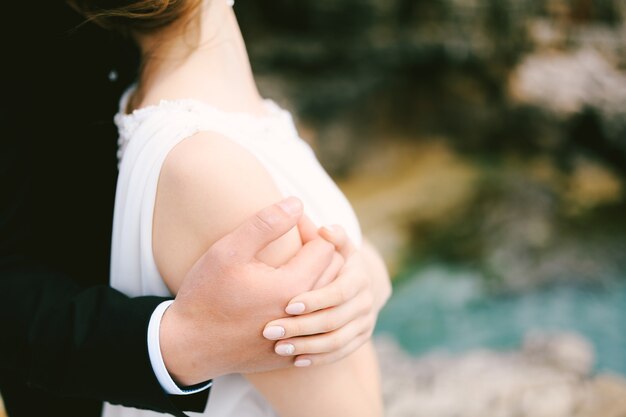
298,214,319,244
217,197,303,261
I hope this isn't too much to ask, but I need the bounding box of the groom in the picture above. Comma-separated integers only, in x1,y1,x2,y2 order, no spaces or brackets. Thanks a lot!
0,3,343,417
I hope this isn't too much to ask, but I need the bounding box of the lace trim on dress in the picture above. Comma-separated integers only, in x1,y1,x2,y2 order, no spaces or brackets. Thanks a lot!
114,87,298,162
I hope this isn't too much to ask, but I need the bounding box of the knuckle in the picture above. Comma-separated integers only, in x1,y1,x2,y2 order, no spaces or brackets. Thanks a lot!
360,328,372,341
215,263,235,281
338,283,352,302
360,324,373,339
363,316,375,337
353,315,368,333
209,256,239,282
329,334,344,351
251,212,276,234
332,287,345,304
361,292,375,312
321,318,336,333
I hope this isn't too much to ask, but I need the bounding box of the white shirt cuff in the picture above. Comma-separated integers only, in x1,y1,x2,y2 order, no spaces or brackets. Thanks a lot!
147,300,213,395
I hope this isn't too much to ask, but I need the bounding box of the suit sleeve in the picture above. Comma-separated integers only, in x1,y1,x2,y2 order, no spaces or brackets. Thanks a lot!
0,262,208,416
0,121,208,417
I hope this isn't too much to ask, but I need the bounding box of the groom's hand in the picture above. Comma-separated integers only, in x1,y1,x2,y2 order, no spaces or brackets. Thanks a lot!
159,197,341,386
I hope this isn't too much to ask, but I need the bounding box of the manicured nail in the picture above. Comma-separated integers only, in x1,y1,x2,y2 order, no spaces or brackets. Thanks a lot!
285,302,306,315
263,326,285,340
278,197,302,215
294,359,312,367
275,344,295,356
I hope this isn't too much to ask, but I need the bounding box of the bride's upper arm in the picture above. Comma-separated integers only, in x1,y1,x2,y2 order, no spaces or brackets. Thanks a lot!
152,132,382,417
152,131,302,294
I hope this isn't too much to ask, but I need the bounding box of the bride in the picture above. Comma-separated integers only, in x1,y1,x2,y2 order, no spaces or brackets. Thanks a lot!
69,0,389,415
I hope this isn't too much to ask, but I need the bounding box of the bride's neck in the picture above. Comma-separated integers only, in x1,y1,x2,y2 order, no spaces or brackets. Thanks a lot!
131,0,263,114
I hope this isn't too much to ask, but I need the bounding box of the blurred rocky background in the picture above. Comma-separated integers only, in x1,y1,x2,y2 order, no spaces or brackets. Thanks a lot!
236,0,626,416
238,0,626,282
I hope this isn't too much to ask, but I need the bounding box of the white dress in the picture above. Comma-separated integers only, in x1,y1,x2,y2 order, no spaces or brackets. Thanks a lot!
104,89,363,417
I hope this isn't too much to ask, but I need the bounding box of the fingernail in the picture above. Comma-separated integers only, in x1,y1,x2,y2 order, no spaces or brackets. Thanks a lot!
275,344,295,356
263,326,285,340
294,359,312,367
285,302,306,315
278,197,302,216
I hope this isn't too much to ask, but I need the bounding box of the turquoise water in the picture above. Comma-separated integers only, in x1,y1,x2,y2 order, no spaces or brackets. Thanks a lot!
376,266,626,374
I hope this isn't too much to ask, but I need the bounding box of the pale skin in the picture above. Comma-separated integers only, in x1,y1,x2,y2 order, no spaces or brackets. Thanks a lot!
129,0,390,414
158,197,345,381
155,135,383,416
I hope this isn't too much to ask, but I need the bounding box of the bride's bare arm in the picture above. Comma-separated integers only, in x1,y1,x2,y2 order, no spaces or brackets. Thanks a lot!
152,132,382,417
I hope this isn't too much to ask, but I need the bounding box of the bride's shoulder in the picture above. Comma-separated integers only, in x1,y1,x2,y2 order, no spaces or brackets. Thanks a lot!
163,131,263,183
153,130,300,291
159,131,278,215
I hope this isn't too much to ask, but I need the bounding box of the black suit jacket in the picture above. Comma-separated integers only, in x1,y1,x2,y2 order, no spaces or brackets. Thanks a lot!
0,3,207,416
